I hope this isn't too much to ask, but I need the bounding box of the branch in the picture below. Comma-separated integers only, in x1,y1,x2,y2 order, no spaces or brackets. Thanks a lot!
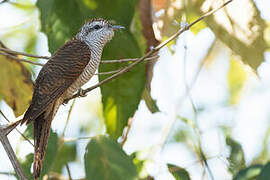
95,68,123,75
101,55,158,64
64,0,233,103
0,52,44,66
0,122,27,180
0,110,33,146
61,99,76,139
121,118,133,147
0,47,50,59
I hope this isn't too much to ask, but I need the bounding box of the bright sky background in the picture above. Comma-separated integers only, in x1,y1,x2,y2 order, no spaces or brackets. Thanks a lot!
0,0,270,180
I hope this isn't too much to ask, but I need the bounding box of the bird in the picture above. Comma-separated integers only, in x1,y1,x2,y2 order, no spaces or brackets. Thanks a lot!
21,18,124,179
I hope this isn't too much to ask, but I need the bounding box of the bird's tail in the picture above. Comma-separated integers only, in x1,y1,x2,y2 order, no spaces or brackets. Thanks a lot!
33,109,54,180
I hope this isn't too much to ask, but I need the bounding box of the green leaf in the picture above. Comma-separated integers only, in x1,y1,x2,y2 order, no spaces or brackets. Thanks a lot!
18,153,34,179
84,136,137,180
233,164,263,180
37,0,83,53
100,32,145,139
52,142,77,173
23,123,33,139
168,164,191,180
257,162,270,180
226,136,246,175
0,43,33,117
41,130,59,178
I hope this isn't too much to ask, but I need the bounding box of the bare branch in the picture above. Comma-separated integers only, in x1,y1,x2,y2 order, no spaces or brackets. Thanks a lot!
61,99,76,139
0,111,33,147
100,55,158,64
121,118,133,147
0,125,27,180
95,68,123,76
64,0,233,103
0,52,44,66
66,163,72,180
63,136,95,142
0,47,50,59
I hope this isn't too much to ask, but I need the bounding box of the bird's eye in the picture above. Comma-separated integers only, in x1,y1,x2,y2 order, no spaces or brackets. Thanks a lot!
94,25,102,30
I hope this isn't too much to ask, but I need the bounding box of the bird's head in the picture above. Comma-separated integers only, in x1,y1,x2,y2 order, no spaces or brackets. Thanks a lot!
77,18,124,47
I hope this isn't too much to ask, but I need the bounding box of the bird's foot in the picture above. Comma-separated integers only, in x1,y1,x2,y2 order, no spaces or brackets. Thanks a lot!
78,88,87,97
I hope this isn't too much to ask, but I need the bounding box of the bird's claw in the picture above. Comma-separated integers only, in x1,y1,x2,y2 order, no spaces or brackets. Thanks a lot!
78,88,87,97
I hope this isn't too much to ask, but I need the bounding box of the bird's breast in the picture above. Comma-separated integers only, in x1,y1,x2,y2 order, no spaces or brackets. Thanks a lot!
64,52,101,98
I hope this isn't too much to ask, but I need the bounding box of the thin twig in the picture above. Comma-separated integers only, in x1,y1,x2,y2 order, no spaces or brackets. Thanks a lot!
66,163,72,180
0,47,50,59
0,125,27,180
63,136,95,142
64,0,233,104
0,52,44,66
95,68,123,75
100,55,159,63
0,47,158,70
61,99,76,138
182,26,214,179
0,110,33,147
0,171,16,176
121,118,133,147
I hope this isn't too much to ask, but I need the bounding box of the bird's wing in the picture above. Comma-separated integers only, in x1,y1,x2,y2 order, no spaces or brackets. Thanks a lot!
22,39,91,124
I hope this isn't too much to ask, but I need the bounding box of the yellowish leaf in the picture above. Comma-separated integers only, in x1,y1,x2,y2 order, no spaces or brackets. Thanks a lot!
228,56,247,105
0,43,33,116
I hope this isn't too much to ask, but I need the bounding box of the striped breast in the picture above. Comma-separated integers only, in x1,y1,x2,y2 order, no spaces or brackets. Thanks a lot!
64,47,102,98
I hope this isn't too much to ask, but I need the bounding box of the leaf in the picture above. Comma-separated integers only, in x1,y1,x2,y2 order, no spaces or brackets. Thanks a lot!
191,0,268,71
226,136,246,175
41,130,59,178
23,123,33,139
0,43,33,116
100,32,145,139
84,136,137,180
168,164,191,180
37,0,83,53
233,164,263,180
52,142,77,173
227,56,247,105
257,162,270,180
18,153,34,179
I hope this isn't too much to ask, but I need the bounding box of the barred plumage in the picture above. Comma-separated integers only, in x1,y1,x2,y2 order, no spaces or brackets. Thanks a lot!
21,18,123,179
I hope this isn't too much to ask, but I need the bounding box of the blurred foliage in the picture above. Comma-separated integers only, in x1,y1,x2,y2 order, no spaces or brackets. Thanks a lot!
233,162,270,180
226,136,246,175
168,164,191,180
194,0,268,71
227,57,247,105
233,164,263,180
257,162,270,180
84,136,137,180
0,43,33,116
18,153,33,179
52,141,77,173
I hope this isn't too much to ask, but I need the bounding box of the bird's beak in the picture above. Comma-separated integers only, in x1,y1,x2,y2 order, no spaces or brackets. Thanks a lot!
111,25,125,30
